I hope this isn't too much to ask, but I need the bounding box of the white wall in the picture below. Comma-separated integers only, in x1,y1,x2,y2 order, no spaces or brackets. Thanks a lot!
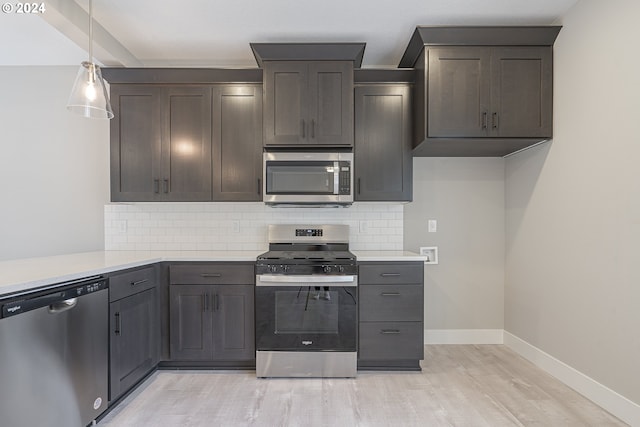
0,66,109,261
505,0,640,406
405,158,505,334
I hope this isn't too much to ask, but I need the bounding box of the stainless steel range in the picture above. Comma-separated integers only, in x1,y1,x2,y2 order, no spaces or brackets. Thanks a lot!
255,224,357,378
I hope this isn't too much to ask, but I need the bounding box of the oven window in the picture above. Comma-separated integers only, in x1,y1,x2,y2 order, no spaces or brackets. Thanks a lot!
266,161,335,194
275,288,339,334
255,284,357,352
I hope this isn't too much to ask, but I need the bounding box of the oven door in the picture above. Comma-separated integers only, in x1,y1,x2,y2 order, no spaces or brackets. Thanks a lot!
263,152,353,204
255,274,357,352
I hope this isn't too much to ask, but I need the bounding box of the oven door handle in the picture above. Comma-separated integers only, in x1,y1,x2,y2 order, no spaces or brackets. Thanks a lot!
256,274,357,287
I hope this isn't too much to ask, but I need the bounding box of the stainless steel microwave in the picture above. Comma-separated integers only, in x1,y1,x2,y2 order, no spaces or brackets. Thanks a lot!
263,152,353,205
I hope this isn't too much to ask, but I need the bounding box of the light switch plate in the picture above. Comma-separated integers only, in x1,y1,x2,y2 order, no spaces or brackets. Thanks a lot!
428,220,437,233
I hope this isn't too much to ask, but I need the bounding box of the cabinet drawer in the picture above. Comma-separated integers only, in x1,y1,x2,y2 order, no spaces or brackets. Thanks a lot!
109,265,158,302
359,285,423,322
358,263,423,285
359,322,424,360
170,264,254,285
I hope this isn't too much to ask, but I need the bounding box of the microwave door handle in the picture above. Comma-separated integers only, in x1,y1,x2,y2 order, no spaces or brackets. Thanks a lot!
334,162,340,195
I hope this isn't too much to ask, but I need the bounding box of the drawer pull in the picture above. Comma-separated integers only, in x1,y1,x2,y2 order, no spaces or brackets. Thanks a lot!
380,292,401,296
380,329,401,334
130,279,148,286
201,273,222,278
380,273,401,277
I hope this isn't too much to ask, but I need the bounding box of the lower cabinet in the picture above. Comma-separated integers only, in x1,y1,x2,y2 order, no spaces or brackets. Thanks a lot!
358,262,424,370
109,266,160,402
168,263,255,363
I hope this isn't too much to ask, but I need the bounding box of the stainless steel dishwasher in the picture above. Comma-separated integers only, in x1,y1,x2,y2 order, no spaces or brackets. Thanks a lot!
0,276,109,427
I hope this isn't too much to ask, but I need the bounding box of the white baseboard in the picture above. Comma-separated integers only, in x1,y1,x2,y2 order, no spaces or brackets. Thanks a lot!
424,329,504,344
504,331,640,426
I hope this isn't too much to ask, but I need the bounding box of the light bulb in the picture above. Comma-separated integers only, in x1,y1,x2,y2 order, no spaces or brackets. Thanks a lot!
85,81,97,101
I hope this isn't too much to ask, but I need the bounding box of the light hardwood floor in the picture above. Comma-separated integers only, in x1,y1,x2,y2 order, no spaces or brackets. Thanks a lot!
99,345,627,426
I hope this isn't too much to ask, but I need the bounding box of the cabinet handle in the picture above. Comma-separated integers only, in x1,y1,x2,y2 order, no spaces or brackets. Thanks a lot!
153,179,160,194
380,292,401,296
311,119,315,139
114,312,121,335
482,112,488,129
130,279,148,286
301,120,306,138
357,178,361,195
380,273,401,277
203,293,208,312
201,273,222,278
163,179,169,193
380,329,401,334
492,112,499,129
257,178,261,195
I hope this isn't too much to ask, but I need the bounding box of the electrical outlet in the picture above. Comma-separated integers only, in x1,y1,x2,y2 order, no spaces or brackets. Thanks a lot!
232,221,240,233
114,220,127,234
359,220,369,233
428,219,437,233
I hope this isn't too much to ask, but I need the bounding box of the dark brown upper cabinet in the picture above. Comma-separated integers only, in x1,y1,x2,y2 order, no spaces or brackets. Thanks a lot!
354,83,412,202
110,84,212,201
212,85,263,201
399,26,561,157
263,61,354,146
105,69,265,202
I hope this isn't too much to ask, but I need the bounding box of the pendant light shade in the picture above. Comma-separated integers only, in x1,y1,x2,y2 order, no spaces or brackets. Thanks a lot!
67,61,113,119
67,0,114,119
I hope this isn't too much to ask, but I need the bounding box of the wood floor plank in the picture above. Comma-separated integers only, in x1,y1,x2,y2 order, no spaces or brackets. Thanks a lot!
99,345,628,427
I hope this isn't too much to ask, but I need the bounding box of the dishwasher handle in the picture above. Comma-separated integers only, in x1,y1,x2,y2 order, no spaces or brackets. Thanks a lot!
48,298,78,314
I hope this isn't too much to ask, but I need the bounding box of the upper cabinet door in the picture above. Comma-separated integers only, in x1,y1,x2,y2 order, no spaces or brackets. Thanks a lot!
428,47,491,138
263,62,308,145
354,85,412,202
110,85,162,202
263,61,353,146
490,47,553,138
308,61,354,146
162,86,213,201
110,85,213,202
212,85,263,201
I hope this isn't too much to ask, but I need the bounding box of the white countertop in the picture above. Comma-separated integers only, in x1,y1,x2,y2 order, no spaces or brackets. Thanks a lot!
0,250,426,297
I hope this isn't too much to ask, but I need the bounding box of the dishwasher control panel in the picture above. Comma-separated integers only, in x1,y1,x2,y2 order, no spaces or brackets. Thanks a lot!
1,278,107,318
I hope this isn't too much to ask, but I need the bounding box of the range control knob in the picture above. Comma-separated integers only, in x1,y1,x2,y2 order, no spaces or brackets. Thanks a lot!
338,265,345,273
269,265,278,273
323,265,332,273
282,265,290,273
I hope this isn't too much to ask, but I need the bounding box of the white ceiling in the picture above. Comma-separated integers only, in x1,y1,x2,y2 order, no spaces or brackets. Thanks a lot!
1,0,579,68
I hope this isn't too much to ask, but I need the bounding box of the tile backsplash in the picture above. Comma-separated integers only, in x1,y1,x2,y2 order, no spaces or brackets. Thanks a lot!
105,203,403,251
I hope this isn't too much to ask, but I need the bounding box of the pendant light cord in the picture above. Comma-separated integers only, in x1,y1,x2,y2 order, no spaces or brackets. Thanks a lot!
88,0,93,62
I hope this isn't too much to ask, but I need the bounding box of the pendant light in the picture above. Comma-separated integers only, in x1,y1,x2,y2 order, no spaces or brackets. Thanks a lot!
67,0,113,119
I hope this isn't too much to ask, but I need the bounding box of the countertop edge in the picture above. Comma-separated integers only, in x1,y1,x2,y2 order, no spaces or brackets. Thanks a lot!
1,250,426,298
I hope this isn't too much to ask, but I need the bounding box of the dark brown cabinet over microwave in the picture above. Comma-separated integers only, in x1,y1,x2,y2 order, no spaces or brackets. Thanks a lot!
262,61,354,147
251,43,365,147
399,26,561,157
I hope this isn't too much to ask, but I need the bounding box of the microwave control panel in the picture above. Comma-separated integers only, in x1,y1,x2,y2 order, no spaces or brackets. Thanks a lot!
339,162,351,195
